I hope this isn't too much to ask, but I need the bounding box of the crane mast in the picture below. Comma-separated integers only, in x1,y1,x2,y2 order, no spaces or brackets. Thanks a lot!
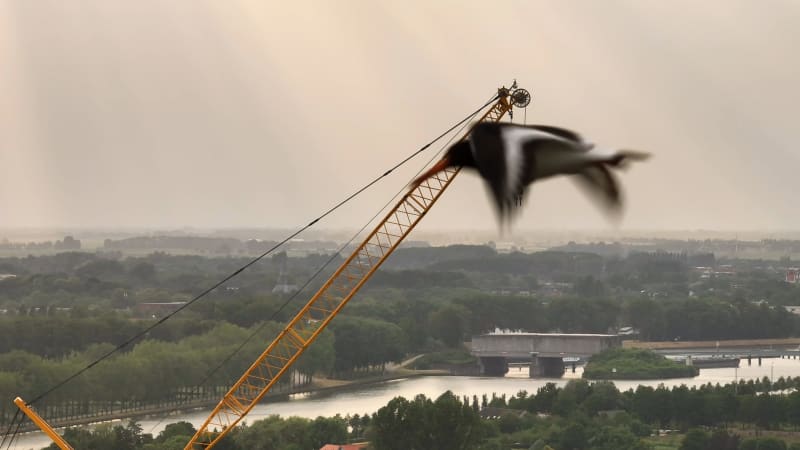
185,89,516,449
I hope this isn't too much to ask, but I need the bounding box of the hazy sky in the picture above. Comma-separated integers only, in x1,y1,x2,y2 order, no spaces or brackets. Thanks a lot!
2,1,799,232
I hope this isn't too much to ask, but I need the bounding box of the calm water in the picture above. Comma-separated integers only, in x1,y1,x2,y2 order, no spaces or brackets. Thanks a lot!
12,357,800,449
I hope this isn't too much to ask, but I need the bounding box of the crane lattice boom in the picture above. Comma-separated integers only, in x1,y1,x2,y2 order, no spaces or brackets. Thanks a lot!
3,86,519,450
186,92,512,448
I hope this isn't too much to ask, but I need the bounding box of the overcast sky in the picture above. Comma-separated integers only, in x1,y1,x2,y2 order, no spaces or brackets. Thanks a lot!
2,1,799,232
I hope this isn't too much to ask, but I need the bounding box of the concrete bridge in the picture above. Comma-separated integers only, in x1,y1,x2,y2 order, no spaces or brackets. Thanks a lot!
470,333,622,377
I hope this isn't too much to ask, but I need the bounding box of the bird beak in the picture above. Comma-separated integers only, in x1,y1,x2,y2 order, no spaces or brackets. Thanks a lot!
409,156,451,190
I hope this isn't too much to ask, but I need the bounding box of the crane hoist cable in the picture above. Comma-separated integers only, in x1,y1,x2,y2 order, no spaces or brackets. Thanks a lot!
0,410,21,450
146,91,491,436
5,93,501,440
186,88,517,449
9,83,529,449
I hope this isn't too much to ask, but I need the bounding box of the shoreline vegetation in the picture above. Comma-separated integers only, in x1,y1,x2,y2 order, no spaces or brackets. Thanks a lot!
36,374,800,450
583,348,700,380
411,349,478,371
13,345,725,434
15,339,792,434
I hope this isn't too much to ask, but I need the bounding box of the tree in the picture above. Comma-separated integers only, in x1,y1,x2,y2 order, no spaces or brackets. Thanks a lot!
554,380,591,416
788,391,800,426
582,381,621,415
155,421,196,443
533,383,559,413
554,421,588,450
624,297,666,340
331,316,407,374
369,396,414,450
234,416,310,450
428,304,469,347
368,393,482,450
129,262,156,282
76,259,124,280
707,429,740,450
589,425,647,450
679,428,710,450
294,328,335,377
574,275,607,298
630,385,660,424
47,421,151,450
307,416,348,449
429,391,483,449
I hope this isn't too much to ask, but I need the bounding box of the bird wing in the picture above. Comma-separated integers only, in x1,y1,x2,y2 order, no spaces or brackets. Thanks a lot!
572,164,623,215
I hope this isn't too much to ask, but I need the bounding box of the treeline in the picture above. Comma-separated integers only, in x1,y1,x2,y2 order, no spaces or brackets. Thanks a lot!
3,291,799,362
486,377,800,431
453,377,800,449
0,322,335,426
0,251,340,311
0,236,81,251
0,314,422,426
0,246,715,312
0,316,212,358
3,246,799,323
625,296,797,341
102,235,341,255
346,291,799,348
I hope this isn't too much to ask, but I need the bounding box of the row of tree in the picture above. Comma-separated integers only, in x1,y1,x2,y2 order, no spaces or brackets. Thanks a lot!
0,322,335,424
45,415,351,450
484,377,800,431
0,313,425,425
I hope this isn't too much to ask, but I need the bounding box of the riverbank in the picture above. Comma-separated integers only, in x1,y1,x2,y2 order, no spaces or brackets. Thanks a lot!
625,337,800,350
15,368,449,434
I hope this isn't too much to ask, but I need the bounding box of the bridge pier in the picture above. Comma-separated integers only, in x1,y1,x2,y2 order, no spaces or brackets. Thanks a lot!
529,353,565,378
478,357,508,376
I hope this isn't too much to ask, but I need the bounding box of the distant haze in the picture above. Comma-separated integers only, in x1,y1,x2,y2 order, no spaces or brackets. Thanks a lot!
2,1,799,232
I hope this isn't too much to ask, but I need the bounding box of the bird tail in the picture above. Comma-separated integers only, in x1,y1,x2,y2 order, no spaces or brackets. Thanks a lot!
609,150,650,169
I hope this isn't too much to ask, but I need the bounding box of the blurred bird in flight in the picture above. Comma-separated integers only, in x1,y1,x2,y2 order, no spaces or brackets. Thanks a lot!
411,122,650,225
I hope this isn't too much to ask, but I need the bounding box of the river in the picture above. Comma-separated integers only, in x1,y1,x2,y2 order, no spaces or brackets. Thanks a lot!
11,357,800,449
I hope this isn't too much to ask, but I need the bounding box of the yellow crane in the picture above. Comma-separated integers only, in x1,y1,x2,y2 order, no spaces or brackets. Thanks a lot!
11,83,529,450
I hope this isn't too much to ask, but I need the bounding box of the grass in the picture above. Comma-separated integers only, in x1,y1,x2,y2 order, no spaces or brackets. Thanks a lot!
643,434,683,450
413,349,477,369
